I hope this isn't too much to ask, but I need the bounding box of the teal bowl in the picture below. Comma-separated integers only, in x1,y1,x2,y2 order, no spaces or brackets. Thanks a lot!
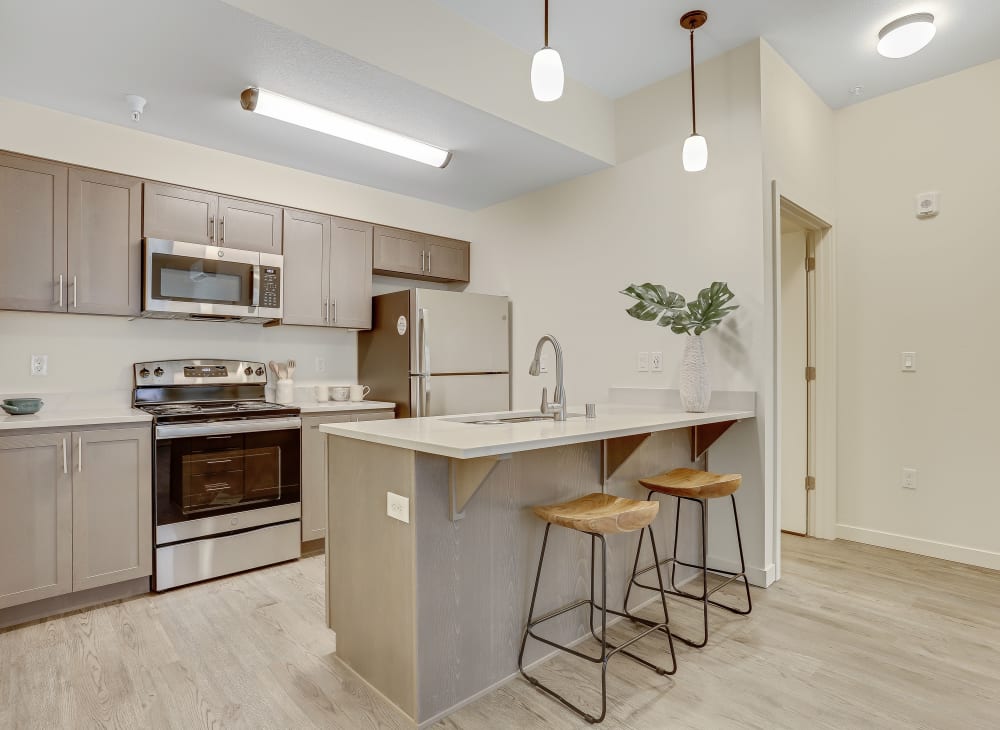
2,398,44,415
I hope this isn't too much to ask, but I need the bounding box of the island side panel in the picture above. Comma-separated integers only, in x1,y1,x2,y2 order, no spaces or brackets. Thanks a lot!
327,436,418,720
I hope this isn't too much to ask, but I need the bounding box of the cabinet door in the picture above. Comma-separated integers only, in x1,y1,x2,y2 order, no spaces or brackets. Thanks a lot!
373,225,425,277
281,209,331,327
219,196,283,253
143,182,218,245
302,414,354,541
67,168,142,316
0,433,72,609
330,217,373,329
426,238,470,282
72,427,152,592
0,153,68,312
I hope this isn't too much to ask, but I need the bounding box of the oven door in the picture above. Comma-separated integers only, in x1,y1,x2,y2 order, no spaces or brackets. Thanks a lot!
143,238,262,318
154,418,301,543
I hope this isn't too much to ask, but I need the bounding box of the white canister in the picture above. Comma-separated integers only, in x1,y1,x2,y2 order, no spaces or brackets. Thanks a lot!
350,384,371,402
330,385,351,402
314,384,330,402
276,379,295,405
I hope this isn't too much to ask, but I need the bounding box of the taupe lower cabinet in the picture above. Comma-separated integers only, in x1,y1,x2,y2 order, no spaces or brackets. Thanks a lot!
0,426,152,610
282,209,373,329
0,153,67,312
301,410,394,542
373,225,470,283
143,183,282,253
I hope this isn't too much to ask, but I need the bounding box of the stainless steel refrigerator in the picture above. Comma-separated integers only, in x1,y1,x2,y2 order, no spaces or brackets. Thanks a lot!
358,289,511,417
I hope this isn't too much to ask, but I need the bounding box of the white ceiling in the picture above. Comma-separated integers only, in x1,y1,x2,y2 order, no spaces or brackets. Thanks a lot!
433,0,1000,107
0,0,606,210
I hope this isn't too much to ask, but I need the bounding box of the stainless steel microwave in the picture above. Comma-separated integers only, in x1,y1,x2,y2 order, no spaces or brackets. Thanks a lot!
142,239,283,323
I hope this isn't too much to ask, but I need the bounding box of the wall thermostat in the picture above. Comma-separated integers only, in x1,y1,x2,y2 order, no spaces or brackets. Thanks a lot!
915,192,939,218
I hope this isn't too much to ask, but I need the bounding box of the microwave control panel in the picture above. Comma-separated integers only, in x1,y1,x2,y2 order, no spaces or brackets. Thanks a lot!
260,266,281,309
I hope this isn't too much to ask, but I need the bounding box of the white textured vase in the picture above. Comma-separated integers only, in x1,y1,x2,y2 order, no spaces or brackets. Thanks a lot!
680,335,711,412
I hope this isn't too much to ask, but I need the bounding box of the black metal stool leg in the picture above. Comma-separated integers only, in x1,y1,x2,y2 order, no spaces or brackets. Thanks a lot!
518,523,552,677
730,494,753,616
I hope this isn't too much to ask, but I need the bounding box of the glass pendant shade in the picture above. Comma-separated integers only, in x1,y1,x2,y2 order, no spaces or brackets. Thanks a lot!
682,134,708,172
531,47,564,102
877,13,936,58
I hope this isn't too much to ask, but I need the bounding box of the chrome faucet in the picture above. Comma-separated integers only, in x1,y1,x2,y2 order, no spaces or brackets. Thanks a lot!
528,334,567,421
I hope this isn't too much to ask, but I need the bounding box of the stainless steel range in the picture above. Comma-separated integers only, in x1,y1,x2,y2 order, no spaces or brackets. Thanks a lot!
133,359,302,591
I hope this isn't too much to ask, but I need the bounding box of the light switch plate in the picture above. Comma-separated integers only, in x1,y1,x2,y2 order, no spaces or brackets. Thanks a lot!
901,468,917,490
650,352,663,372
901,352,917,372
387,492,410,523
315,357,326,373
637,352,650,372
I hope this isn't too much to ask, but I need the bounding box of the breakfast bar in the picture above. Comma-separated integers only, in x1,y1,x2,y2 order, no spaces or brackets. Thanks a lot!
322,390,755,727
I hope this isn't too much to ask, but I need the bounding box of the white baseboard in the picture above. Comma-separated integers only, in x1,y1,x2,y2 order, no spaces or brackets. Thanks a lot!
836,524,1000,571
706,555,774,587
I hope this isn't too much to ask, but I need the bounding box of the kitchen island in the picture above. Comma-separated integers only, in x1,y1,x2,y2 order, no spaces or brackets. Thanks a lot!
321,390,754,727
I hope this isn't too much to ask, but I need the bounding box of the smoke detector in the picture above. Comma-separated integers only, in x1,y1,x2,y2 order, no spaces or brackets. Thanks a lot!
125,94,147,122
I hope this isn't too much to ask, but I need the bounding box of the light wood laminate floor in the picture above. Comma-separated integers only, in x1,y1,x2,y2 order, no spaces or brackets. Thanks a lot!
1,536,997,729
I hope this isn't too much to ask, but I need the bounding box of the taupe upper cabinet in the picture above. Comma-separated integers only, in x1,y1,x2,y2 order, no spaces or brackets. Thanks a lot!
281,208,373,329
143,183,281,253
68,168,142,316
0,433,72,610
0,153,67,312
373,224,470,283
72,427,152,592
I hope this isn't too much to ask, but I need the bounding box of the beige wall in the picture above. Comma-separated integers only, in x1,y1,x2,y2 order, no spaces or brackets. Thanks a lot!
0,96,472,393
835,58,1000,569
470,41,775,583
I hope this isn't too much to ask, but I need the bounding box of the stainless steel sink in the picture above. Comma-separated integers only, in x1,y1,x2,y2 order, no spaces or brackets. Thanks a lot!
469,415,556,425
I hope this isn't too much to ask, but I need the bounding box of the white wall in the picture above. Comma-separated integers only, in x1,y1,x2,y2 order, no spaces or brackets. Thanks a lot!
0,96,472,394
470,41,775,584
834,58,1000,569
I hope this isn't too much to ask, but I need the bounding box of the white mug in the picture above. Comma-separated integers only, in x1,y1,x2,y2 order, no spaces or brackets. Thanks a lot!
350,384,371,402
314,384,329,402
331,385,351,402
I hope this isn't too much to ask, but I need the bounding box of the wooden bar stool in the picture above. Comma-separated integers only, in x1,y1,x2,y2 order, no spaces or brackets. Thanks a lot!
518,492,677,724
625,468,752,648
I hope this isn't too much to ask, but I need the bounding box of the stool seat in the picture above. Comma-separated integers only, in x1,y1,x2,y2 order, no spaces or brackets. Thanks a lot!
533,493,659,535
638,467,741,500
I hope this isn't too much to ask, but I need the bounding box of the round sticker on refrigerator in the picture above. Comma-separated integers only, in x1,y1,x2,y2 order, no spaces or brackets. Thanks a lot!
397,315,407,336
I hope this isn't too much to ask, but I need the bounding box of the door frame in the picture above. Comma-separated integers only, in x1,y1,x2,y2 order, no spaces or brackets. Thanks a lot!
770,183,838,553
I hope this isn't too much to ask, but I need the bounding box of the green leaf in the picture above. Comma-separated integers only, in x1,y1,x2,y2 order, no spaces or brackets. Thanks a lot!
685,281,738,334
621,281,737,335
621,283,685,322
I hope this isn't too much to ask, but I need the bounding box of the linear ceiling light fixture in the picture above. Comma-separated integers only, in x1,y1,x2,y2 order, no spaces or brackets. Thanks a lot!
531,0,564,102
680,10,708,172
877,12,936,58
239,87,452,168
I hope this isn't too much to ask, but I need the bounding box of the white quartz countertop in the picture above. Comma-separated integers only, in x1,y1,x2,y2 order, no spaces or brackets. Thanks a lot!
319,403,754,459
0,403,152,431
296,400,396,414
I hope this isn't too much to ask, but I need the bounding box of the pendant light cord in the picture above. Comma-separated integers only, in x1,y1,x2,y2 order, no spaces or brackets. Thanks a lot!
544,0,549,47
689,28,697,135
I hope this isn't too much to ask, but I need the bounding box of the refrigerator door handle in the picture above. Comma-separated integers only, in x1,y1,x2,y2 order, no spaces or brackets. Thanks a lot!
419,307,431,416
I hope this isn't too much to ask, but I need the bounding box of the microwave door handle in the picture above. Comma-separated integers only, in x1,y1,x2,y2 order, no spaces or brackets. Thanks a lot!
251,265,261,309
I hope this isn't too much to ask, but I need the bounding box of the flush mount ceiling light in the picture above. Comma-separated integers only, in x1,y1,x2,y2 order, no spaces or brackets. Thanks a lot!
877,12,936,58
239,87,452,168
531,0,564,102
680,10,708,172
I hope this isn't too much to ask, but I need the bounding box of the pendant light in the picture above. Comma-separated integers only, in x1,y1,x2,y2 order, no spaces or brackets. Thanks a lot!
531,0,564,102
680,10,708,172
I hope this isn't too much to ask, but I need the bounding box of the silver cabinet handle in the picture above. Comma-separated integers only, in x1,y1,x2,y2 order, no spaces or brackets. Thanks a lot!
421,250,425,272
220,216,225,244
324,298,330,323
77,436,83,472
332,299,337,324
209,215,215,242
71,275,77,308
57,274,63,308
62,438,68,474
427,251,431,274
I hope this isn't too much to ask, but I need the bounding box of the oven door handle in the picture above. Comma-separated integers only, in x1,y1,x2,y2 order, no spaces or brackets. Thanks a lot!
155,417,301,439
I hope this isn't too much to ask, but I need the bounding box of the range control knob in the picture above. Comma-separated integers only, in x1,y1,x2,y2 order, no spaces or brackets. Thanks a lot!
244,367,253,376
139,368,150,379
255,367,265,376
153,367,164,377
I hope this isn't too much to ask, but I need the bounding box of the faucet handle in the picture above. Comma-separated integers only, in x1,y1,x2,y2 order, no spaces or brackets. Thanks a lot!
540,386,549,414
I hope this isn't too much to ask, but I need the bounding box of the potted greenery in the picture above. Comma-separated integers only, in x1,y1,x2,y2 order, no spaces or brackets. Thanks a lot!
621,281,738,412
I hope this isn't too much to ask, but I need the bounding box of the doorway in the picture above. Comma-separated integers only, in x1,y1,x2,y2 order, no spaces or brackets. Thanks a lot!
776,196,834,539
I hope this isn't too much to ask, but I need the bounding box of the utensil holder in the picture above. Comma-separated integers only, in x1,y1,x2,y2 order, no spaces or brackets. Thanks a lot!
276,379,295,405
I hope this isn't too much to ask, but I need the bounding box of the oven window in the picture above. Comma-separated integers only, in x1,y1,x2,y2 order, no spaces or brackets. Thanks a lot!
156,428,300,527
151,253,253,306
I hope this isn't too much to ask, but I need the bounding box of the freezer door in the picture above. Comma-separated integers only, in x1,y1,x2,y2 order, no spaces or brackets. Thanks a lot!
411,290,509,375
410,374,510,417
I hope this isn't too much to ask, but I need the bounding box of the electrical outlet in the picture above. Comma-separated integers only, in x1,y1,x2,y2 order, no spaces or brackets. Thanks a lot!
637,352,649,372
315,357,326,373
30,354,48,376
650,351,663,372
901,468,917,490
387,492,410,523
